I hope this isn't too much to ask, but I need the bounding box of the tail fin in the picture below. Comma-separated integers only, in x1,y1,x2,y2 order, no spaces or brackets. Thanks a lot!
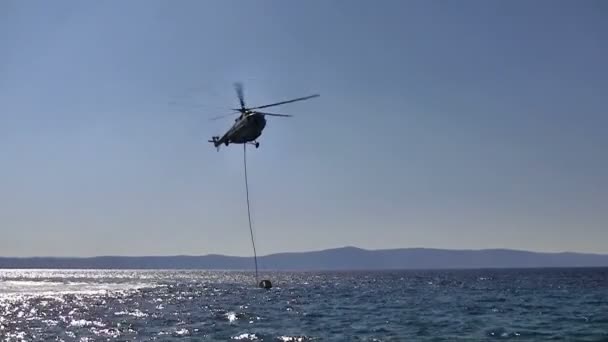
208,136,220,151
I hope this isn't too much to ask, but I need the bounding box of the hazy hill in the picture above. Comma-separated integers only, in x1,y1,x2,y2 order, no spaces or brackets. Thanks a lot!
1,246,608,270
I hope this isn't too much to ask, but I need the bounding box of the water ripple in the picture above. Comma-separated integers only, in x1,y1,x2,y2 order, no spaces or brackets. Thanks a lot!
0,268,607,340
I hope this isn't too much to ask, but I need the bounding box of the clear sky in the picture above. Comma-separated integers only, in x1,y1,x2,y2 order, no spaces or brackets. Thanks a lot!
1,0,607,257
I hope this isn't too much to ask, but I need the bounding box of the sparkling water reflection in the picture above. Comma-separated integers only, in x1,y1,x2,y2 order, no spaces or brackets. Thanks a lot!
1,268,607,340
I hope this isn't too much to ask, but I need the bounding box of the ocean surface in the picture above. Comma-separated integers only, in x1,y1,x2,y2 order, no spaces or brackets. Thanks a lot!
1,268,607,341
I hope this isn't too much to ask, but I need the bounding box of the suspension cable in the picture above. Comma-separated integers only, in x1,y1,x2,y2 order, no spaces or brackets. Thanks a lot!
243,144,259,284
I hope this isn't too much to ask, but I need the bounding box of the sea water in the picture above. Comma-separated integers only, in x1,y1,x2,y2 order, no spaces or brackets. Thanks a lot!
0,268,607,341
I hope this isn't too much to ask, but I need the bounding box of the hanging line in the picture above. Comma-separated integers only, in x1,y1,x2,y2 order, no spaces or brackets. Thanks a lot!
243,144,259,284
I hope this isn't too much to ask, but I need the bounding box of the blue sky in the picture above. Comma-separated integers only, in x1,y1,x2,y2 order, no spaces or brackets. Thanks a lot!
1,0,607,257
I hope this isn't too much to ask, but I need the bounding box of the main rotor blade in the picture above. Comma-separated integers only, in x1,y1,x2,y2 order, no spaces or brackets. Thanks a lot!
234,82,246,110
249,94,319,110
252,111,293,117
209,111,239,121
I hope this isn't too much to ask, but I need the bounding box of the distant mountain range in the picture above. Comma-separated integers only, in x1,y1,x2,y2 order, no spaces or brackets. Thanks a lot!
1,246,608,270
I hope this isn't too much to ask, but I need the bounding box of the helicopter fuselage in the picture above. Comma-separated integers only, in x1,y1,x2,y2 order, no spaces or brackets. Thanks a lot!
210,112,266,149
208,83,318,150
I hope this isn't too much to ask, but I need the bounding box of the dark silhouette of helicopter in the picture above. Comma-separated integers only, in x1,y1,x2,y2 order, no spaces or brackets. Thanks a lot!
208,83,319,150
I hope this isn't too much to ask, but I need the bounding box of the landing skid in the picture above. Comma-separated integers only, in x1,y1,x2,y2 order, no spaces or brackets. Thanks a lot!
247,141,260,148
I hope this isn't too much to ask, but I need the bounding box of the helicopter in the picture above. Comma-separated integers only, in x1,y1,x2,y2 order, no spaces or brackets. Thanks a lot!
208,83,319,150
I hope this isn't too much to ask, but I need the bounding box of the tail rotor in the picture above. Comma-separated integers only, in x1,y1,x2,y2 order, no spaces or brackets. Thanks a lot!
208,136,221,151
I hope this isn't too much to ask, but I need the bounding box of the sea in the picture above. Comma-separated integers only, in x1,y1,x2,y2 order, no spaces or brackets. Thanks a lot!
0,268,607,341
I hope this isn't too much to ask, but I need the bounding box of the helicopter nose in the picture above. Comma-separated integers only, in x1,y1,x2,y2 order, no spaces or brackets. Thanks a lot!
258,115,267,128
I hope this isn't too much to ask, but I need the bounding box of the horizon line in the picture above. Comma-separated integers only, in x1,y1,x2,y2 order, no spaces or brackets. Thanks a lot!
2,245,608,259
